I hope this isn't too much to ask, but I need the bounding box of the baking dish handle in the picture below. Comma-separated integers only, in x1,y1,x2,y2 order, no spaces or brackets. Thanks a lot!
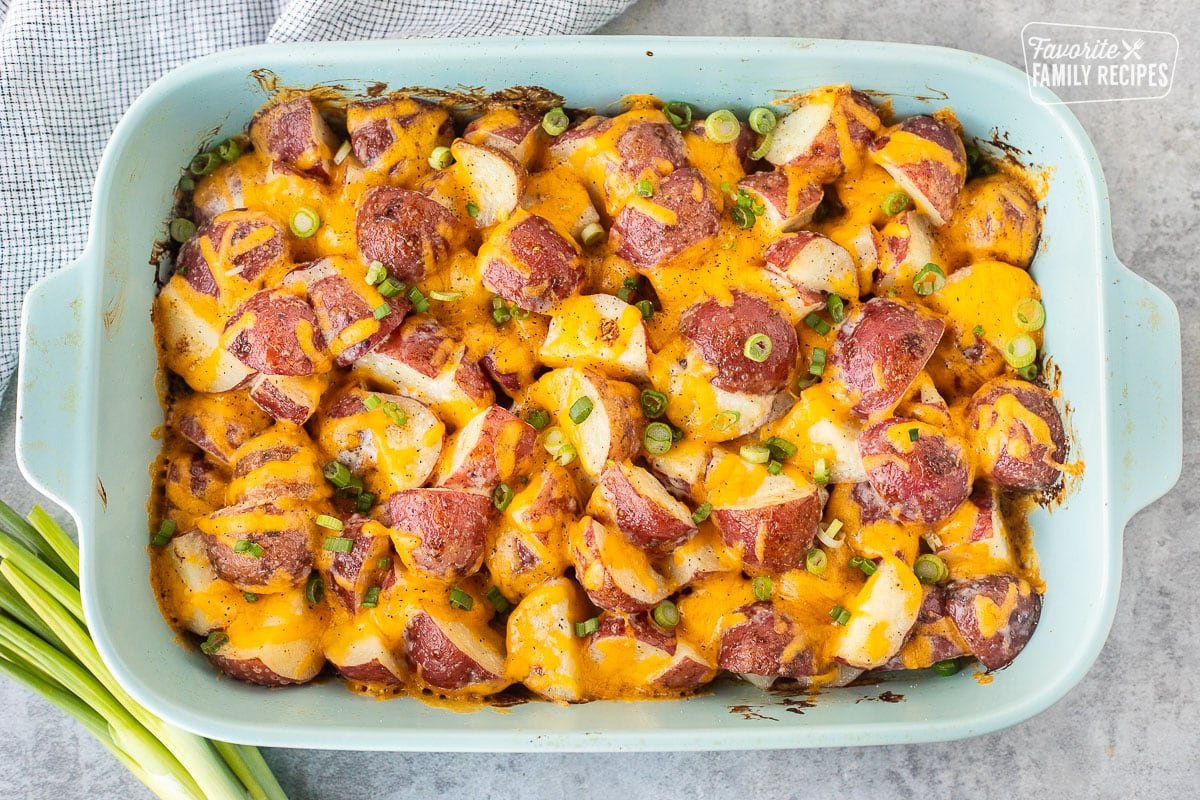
1104,255,1182,522
16,250,94,515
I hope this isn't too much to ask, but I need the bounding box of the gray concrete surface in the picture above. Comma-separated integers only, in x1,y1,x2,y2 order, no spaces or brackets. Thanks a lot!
2,1,1196,797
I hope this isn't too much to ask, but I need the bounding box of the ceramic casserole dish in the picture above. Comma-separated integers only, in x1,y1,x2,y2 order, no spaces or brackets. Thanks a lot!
15,36,1181,750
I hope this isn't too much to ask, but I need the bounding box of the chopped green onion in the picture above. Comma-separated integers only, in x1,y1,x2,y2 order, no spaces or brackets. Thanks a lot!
643,422,674,456
748,107,777,135
826,294,846,323
1013,298,1046,332
372,303,391,320
749,130,773,161
216,138,241,162
711,410,741,432
466,200,480,218
333,139,352,165
381,401,408,427
972,324,986,337
493,483,514,512
492,299,512,326
486,586,510,614
908,427,920,442
355,491,376,513
652,600,680,630
1018,363,1039,381
740,444,771,464
526,409,551,430
752,576,773,601
743,333,773,362
704,109,741,143
243,592,259,603
429,290,462,302
669,424,684,442
305,573,325,604
635,300,654,320
933,658,961,677
324,460,353,489
338,475,365,496
640,388,668,418
1004,334,1037,369
406,285,430,313
804,312,831,336
315,514,343,531
816,519,845,549
360,586,381,609
765,436,797,461
913,262,947,296
377,276,405,298
636,179,654,197
914,553,949,584
806,548,828,575
232,539,263,558
541,107,570,136
662,101,693,131
554,444,578,466
365,260,387,285
151,519,176,548
169,218,196,243
289,206,321,238
569,396,594,424
691,502,713,524
177,175,195,193
881,191,910,216
848,555,877,577
363,394,383,410
574,616,600,637
189,151,221,176
377,557,392,570
200,631,228,655
323,536,353,554
581,222,606,246
809,347,828,376
730,204,756,229
428,145,453,170
795,373,820,392
829,605,851,626
449,587,474,611
812,458,831,486
767,460,782,475
543,427,566,454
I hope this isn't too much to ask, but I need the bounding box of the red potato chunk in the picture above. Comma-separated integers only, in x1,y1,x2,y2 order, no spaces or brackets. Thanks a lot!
828,297,945,418
156,277,256,394
539,293,651,382
765,86,882,179
545,114,612,167
197,501,315,594
521,166,602,242
227,427,329,505
942,173,1041,270
762,230,859,301
479,211,584,312
527,367,644,479
585,612,716,694
718,602,816,681
206,589,327,686
355,186,465,282
403,609,511,695
324,516,394,611
157,530,237,635
645,439,710,502
588,461,697,553
874,209,935,293
930,484,1018,577
434,405,536,492
249,95,340,181
451,140,527,227
680,291,798,397
869,114,967,227
354,316,495,428
610,167,721,271
965,377,1068,492
505,577,589,703
832,555,924,669
858,418,973,524
346,96,453,182
316,388,444,496
169,390,271,466
223,289,328,377
282,257,412,367
386,488,492,579
325,622,406,686
163,451,227,530
568,516,670,613
705,449,826,574
247,372,328,425
945,574,1042,671
175,211,289,295
191,163,244,226
558,114,687,215
737,170,824,235
463,107,546,168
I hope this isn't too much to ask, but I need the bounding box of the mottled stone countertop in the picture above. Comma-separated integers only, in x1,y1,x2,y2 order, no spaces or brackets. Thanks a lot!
2,1,1196,797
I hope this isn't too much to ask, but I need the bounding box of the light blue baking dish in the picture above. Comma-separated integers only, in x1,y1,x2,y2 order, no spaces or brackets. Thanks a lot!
16,36,1181,750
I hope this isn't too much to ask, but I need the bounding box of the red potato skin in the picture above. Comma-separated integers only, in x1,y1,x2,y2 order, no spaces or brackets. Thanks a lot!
481,213,584,313
175,213,288,295
224,290,324,377
737,171,823,232
355,186,464,282
249,96,338,181
614,120,687,178
229,436,324,504
367,317,495,407
326,516,392,611
335,660,403,686
718,602,815,678
208,654,311,687
570,517,666,613
163,452,226,524
829,298,945,417
596,462,697,552
347,97,453,171
463,108,545,167
202,502,313,591
610,167,721,271
588,613,714,691
680,291,799,396
870,115,966,225
170,394,271,466
772,89,880,176
402,611,505,692
247,373,326,426
858,418,972,524
386,488,492,579
965,378,1067,492
761,230,850,304
438,406,536,492
711,490,823,574
300,265,412,366
945,574,1042,671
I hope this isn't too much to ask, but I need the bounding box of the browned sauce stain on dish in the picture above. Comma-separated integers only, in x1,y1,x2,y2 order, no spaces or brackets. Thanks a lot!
855,690,905,704
728,704,778,722
782,698,817,715
96,476,108,509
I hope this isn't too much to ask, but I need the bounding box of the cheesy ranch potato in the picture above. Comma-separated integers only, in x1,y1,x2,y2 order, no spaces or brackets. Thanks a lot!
151,86,1073,701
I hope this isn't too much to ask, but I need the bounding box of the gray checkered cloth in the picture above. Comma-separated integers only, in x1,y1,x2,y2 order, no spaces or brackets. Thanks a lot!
0,0,635,400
